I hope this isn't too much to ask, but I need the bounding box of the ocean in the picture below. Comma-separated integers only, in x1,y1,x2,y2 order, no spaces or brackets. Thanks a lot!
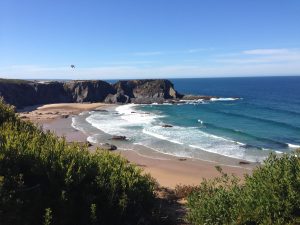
72,76,300,163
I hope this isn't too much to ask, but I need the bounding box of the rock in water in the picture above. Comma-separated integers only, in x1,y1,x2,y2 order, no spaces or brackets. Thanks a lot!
110,135,127,140
162,124,173,128
101,143,117,150
239,161,250,165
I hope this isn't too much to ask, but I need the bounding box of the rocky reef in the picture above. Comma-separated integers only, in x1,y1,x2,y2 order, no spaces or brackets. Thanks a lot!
0,79,186,108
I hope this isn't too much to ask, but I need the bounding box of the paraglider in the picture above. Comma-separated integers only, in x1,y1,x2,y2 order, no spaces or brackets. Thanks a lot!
70,65,75,69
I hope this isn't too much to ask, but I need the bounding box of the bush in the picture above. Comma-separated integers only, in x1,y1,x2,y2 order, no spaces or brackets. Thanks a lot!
0,100,155,225
174,184,199,199
187,153,300,225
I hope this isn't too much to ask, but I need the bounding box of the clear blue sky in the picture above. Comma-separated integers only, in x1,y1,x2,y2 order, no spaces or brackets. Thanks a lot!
1,0,300,79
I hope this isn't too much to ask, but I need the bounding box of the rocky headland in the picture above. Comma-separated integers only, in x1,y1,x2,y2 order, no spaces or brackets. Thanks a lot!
0,78,219,108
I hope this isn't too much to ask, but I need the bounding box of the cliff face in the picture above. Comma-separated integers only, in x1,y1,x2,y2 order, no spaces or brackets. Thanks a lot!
0,79,182,108
64,80,116,103
105,79,183,104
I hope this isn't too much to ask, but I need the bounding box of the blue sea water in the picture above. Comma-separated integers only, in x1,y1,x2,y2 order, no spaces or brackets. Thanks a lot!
79,76,300,162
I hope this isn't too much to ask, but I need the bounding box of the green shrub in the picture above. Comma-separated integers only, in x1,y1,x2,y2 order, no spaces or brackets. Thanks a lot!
0,100,155,225
187,153,300,225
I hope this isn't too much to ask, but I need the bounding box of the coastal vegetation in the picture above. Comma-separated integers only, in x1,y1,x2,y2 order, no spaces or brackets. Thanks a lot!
187,152,300,225
0,99,155,225
1,97,300,225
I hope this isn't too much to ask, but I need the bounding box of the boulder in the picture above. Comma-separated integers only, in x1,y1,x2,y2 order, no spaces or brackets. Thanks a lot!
239,161,250,165
162,124,173,128
70,141,93,147
86,141,93,147
110,135,127,140
100,143,117,151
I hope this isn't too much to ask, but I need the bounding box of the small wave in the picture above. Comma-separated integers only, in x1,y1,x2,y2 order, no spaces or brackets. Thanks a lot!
87,136,97,144
116,104,163,125
275,150,283,154
141,124,265,161
244,102,300,117
79,111,89,116
197,119,203,124
287,143,300,149
203,122,288,149
142,128,184,145
84,104,268,162
179,99,204,105
217,110,300,131
210,97,240,102
71,117,85,132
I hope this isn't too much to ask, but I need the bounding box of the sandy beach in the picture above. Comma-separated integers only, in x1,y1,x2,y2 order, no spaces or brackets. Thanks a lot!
20,103,255,188
18,103,111,123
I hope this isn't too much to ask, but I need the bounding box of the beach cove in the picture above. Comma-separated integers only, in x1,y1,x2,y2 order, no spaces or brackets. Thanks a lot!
19,102,253,188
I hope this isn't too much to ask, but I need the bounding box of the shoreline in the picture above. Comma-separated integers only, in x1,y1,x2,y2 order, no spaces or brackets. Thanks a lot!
21,103,255,188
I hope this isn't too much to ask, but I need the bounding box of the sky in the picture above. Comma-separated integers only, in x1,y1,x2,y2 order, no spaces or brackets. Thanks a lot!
0,0,300,79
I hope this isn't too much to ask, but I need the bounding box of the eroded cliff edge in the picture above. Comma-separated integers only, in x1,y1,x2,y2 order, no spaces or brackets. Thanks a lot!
0,79,184,108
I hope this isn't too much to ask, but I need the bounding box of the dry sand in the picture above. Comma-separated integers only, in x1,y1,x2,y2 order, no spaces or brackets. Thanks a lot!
120,150,252,188
20,103,255,188
18,103,111,123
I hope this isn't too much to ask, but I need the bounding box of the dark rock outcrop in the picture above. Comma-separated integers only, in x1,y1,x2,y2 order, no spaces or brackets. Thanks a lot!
100,143,117,151
104,93,130,104
106,79,183,104
181,95,216,101
0,79,116,108
162,124,173,128
0,81,71,108
64,80,116,103
110,135,127,141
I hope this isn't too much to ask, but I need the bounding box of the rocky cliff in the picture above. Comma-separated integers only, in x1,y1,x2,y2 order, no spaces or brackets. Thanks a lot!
105,79,183,104
64,80,116,103
0,79,183,108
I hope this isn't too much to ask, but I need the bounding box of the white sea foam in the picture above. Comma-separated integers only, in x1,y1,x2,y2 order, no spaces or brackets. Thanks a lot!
116,104,163,124
142,128,184,145
234,141,245,146
84,104,265,162
210,97,239,101
79,111,89,116
142,124,262,161
71,117,85,132
287,143,300,149
180,99,204,105
87,135,97,144
275,150,283,154
86,104,162,138
197,119,203,124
